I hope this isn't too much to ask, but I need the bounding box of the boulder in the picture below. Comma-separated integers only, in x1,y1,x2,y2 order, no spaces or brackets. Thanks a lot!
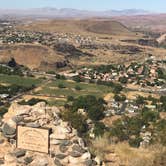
55,154,67,160
81,152,91,160
14,105,31,116
24,156,33,164
0,159,4,165
54,159,63,166
72,144,87,154
2,123,16,137
11,116,23,124
61,140,72,146
26,122,41,128
69,151,82,158
59,144,68,153
13,149,26,158
51,127,68,140
84,159,93,166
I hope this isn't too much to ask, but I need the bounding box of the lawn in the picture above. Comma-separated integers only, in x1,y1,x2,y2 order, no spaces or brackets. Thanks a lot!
36,79,113,98
0,74,43,87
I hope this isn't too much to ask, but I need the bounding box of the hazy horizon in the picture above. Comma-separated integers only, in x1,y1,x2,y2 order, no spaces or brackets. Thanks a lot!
0,0,165,13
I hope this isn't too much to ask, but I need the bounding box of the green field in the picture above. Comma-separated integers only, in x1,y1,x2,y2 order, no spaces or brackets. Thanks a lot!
36,79,113,98
0,74,42,87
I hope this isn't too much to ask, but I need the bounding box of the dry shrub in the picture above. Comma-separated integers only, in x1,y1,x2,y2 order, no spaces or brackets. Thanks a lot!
91,133,114,160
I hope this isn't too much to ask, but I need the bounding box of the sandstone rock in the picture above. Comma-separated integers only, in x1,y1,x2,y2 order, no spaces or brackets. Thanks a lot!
31,102,46,115
94,156,102,165
51,128,68,140
50,139,63,145
14,105,31,116
78,138,86,149
31,107,46,116
4,153,17,164
17,157,27,165
6,119,16,128
35,102,46,108
30,156,48,166
81,152,91,160
68,156,84,164
51,106,61,114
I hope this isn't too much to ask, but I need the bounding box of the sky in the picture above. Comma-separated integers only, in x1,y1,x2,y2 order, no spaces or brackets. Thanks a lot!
0,0,165,12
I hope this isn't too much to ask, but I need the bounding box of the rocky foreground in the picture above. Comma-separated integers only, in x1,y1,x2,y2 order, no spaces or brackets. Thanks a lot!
0,102,100,166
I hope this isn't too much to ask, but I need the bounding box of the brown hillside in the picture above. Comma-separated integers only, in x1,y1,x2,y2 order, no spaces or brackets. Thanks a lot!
17,19,134,36
86,20,132,35
0,44,65,70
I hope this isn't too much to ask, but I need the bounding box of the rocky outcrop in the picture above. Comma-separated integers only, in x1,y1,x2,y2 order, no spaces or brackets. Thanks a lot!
0,102,97,166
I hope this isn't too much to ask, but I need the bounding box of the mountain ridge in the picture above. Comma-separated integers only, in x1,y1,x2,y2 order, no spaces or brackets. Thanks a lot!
0,8,154,19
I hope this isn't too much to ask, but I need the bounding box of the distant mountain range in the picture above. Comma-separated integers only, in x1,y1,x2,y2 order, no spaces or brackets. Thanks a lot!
0,8,153,19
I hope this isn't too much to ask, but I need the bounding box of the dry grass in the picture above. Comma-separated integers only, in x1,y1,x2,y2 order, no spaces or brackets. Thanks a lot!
91,135,166,166
124,90,160,100
0,43,64,70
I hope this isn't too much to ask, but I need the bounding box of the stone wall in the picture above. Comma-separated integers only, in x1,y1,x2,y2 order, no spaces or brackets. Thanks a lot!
0,102,98,166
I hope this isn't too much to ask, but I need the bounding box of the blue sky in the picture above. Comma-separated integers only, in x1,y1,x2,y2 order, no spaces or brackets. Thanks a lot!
0,0,165,12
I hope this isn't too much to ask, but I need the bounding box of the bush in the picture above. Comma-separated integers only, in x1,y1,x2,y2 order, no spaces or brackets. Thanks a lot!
155,120,166,146
8,58,17,67
0,106,8,117
61,110,88,135
71,95,105,121
142,109,159,123
18,98,47,106
87,105,104,121
136,96,146,105
75,85,82,91
67,96,74,102
114,94,126,102
119,76,128,84
129,137,143,148
56,74,66,80
113,83,123,94
93,122,106,137
47,71,56,74
58,83,66,89
72,75,84,82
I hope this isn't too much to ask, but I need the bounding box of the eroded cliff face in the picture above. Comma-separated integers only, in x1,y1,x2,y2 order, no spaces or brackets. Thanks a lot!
0,102,97,166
